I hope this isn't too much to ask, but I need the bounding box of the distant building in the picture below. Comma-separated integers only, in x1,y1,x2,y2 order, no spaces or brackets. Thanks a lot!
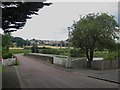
29,39,68,47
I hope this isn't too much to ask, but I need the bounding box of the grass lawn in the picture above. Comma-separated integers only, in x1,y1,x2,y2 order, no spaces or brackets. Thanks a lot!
94,51,118,60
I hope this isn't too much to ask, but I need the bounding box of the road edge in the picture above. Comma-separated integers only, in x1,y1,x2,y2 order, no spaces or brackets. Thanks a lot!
15,66,25,88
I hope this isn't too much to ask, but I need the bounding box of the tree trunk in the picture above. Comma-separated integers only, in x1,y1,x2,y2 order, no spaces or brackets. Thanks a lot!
90,49,94,61
87,60,92,68
86,48,94,68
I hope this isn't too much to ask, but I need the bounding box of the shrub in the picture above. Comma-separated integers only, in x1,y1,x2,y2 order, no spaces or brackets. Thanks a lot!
9,49,24,54
103,52,118,60
3,52,13,59
39,48,60,55
59,48,68,56
94,51,118,60
31,45,39,53
70,49,85,57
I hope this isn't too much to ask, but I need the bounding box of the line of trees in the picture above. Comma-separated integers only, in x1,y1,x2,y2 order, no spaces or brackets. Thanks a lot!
11,37,31,47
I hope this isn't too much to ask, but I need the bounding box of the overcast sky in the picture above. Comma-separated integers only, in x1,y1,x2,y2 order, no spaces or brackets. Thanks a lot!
1,0,119,40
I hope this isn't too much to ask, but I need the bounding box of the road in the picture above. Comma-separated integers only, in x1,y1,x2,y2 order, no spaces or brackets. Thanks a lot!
16,54,118,88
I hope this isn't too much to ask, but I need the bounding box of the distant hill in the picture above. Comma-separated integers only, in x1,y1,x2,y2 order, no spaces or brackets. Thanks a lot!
11,37,30,47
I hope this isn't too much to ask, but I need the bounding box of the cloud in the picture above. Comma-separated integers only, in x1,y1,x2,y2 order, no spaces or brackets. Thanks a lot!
12,2,118,40
47,0,119,2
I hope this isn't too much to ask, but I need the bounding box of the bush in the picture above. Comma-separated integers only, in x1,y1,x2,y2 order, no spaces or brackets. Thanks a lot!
103,52,118,60
94,51,118,60
59,48,68,56
70,49,85,57
9,49,24,54
3,52,13,59
31,45,39,53
39,48,60,55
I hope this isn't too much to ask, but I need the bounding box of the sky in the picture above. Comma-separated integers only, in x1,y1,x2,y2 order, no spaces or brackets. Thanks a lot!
0,0,119,40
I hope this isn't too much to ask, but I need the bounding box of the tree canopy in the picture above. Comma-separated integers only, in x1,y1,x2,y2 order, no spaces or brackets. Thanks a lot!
1,1,52,33
2,33,12,53
71,13,119,68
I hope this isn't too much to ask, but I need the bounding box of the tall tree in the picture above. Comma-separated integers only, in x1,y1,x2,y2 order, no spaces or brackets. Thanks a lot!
72,13,119,68
11,37,31,47
2,33,12,53
1,1,52,33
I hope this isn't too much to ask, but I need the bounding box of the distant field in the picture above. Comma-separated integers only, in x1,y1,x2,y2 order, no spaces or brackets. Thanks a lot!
38,45,67,49
9,45,67,49
9,47,24,49
9,49,31,54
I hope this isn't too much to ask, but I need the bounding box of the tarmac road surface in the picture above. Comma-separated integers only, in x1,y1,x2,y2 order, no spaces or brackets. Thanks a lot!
16,54,118,88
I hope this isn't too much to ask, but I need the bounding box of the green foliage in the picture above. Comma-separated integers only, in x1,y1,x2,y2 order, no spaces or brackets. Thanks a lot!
38,47,86,57
2,2,52,32
39,47,60,55
0,66,2,72
0,46,2,57
2,52,13,59
2,33,13,59
103,52,118,60
72,13,118,61
0,34,2,57
2,33,12,50
94,51,118,60
70,49,85,57
58,48,68,56
31,45,39,53
9,49,25,54
11,37,30,47
72,13,119,68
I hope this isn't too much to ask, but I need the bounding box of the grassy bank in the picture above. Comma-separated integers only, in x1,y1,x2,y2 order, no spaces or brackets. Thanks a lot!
94,51,118,60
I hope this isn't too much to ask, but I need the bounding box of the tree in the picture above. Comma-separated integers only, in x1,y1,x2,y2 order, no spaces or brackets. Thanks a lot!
2,33,12,51
31,45,39,53
11,37,31,47
1,1,52,33
2,33,13,57
71,13,119,68
11,37,26,47
0,34,2,57
31,39,39,53
116,43,120,60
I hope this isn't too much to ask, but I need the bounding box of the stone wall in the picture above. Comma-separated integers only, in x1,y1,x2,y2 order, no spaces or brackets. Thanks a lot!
26,53,54,64
91,60,119,70
25,53,119,70
71,58,87,68
26,53,87,68
53,56,67,67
